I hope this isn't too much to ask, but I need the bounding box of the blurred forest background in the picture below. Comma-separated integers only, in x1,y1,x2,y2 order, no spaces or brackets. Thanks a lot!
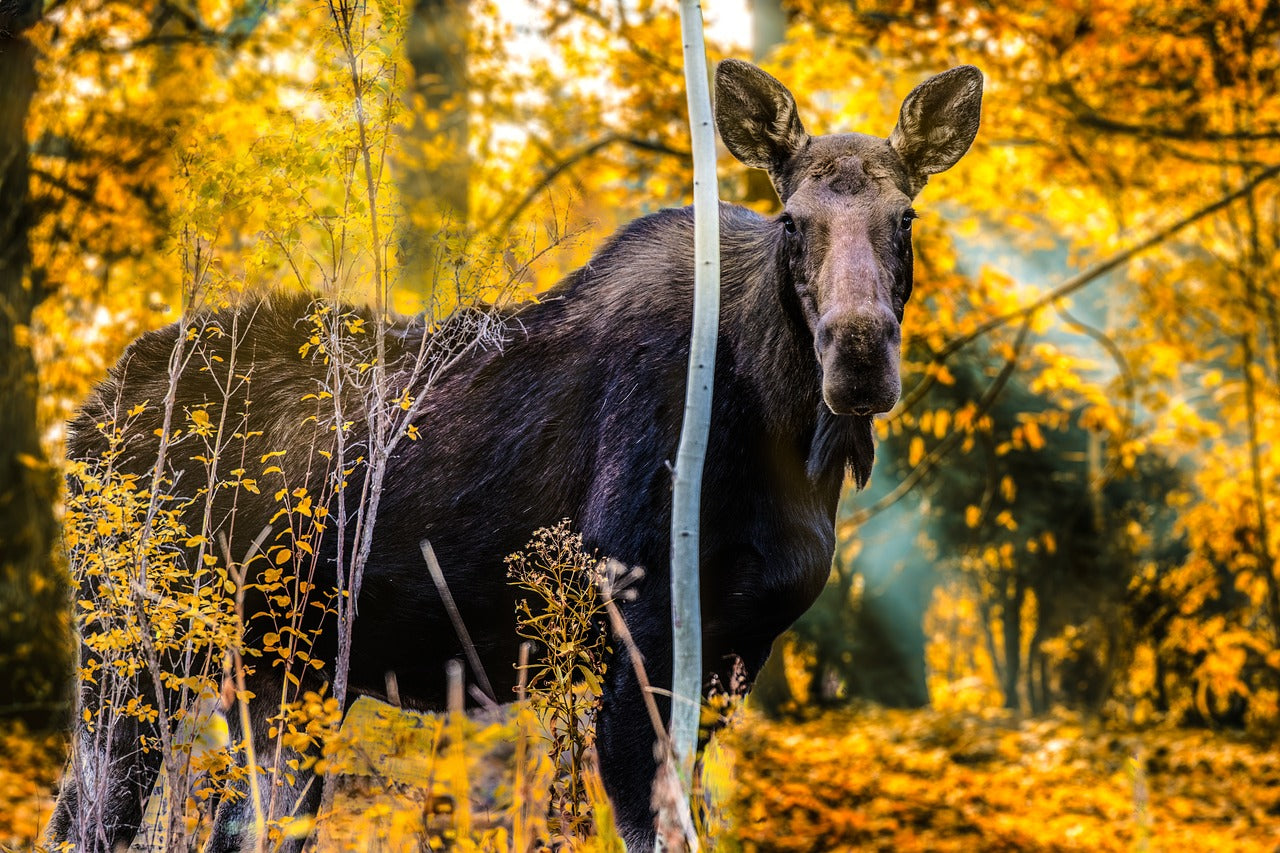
2,0,1280,849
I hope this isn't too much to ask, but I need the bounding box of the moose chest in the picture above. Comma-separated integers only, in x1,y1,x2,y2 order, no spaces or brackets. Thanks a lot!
695,426,840,644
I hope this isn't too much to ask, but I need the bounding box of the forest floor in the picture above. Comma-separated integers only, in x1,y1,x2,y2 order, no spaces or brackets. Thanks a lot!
5,704,1278,851
716,707,1280,851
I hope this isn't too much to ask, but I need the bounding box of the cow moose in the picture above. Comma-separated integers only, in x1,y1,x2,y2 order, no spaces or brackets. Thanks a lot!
50,60,982,851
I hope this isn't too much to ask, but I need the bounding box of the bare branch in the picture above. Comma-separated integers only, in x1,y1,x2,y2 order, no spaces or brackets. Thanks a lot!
938,162,1280,361
560,1,682,75
494,133,688,236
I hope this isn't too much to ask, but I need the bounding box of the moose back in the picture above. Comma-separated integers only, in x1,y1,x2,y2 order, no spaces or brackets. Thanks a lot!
51,60,982,851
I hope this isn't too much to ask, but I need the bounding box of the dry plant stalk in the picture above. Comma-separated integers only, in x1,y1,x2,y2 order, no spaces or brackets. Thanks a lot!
508,525,701,849
507,522,611,843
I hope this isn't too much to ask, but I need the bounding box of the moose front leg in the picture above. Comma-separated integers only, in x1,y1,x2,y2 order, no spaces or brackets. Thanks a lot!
207,668,326,853
47,651,168,853
597,615,674,852
600,629,773,850
47,698,165,852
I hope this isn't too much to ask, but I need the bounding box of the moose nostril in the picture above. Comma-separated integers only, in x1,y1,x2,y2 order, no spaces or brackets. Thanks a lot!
816,320,836,352
817,310,899,355
816,316,865,354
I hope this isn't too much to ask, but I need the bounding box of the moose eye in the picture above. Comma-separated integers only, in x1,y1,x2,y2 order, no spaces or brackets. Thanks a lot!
900,209,918,231
780,213,797,234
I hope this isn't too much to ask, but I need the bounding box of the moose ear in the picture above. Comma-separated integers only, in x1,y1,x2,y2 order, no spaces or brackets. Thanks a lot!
715,59,810,174
889,65,983,189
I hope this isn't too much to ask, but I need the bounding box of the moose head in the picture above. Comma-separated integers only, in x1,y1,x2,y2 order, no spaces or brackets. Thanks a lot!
715,60,983,417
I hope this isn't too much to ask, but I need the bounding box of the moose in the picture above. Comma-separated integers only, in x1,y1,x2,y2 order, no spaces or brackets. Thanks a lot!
50,60,982,850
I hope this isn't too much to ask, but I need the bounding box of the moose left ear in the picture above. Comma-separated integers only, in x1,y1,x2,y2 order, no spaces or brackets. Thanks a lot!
715,59,811,177
889,65,983,191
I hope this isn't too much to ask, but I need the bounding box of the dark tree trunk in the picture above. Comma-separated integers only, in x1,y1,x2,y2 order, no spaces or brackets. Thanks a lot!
404,0,468,241
1001,579,1025,711
1025,616,1044,713
1027,624,1050,714
0,0,69,729
739,0,786,209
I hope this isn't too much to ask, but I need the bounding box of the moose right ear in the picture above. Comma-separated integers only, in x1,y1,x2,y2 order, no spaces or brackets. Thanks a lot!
715,59,811,175
889,65,984,193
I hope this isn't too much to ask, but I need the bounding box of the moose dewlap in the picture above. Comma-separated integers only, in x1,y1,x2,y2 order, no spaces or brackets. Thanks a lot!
51,60,982,852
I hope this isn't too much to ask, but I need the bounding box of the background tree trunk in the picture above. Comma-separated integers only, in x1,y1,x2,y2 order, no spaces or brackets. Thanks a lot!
403,0,469,288
1001,580,1025,711
741,0,784,208
0,0,70,729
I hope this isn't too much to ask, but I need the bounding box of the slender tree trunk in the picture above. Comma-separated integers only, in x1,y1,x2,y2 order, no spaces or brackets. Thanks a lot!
1026,620,1047,713
670,0,718,788
750,0,785,60
0,0,69,729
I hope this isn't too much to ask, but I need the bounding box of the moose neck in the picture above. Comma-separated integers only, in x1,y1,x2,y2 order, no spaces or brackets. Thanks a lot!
719,207,876,492
720,215,821,432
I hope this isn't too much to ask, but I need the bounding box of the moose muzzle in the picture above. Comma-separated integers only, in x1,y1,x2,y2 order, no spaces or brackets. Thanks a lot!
815,306,902,416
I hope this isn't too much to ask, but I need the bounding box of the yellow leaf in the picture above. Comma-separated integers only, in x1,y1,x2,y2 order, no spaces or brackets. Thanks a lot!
908,436,925,467
933,409,950,439
999,476,1016,502
1024,420,1045,450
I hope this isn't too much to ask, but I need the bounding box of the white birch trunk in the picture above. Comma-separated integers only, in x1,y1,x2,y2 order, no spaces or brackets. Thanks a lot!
670,0,720,788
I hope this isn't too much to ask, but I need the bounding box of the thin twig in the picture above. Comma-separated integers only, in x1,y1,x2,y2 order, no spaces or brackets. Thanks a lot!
420,539,497,703
495,133,688,236
221,525,272,853
596,562,701,851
